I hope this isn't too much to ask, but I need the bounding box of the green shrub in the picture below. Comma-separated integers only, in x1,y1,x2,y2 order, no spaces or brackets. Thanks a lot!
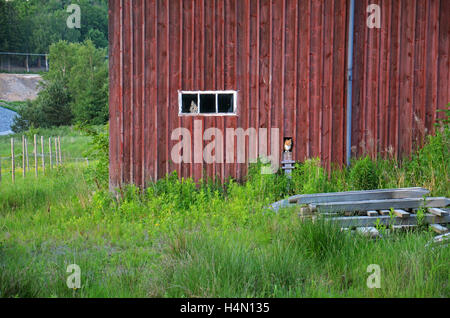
348,155,380,190
81,124,109,189
291,158,333,194
405,126,449,196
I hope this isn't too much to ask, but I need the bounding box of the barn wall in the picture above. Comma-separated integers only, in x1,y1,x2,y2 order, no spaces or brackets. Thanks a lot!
351,0,449,159
108,0,449,188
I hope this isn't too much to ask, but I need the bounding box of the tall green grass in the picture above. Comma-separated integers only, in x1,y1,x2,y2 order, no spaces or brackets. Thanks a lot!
0,126,448,298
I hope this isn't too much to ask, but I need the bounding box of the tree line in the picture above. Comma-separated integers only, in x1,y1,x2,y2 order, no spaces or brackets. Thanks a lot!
0,0,108,53
12,40,109,131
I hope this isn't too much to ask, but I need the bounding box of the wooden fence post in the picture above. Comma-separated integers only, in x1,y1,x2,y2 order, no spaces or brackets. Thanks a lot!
54,138,58,166
22,135,26,178
25,137,29,172
58,136,62,164
34,134,38,177
41,136,45,173
49,137,53,169
11,138,15,183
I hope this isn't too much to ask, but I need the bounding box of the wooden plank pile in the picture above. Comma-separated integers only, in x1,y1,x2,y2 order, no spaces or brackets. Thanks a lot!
268,187,450,238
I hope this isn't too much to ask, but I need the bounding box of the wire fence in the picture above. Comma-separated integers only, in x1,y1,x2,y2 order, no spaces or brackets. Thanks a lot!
0,135,90,183
0,52,48,73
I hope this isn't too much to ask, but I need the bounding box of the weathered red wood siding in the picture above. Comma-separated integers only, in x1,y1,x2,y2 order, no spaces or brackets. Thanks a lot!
351,0,449,160
108,0,449,188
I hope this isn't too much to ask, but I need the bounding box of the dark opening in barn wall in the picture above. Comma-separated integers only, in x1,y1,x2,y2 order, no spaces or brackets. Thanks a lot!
218,94,234,113
108,0,449,189
199,94,216,113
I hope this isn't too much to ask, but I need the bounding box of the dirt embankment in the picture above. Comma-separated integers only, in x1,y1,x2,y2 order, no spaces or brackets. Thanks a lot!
0,73,42,102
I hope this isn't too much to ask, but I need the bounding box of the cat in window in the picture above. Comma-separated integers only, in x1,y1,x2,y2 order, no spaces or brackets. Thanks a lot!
189,100,198,113
284,138,292,152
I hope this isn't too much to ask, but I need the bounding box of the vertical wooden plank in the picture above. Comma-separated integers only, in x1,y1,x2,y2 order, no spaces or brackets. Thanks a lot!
204,0,215,181
271,0,283,167
141,0,146,187
331,0,346,167
258,0,270,165
412,0,428,150
292,0,298,163
360,0,368,157
181,0,194,181
321,0,334,170
309,0,323,158
366,0,381,158
58,136,62,164
41,136,45,173
145,0,158,183
388,0,401,158
48,137,52,169
284,0,297,141
34,134,37,177
224,0,237,180
236,0,251,180
122,0,131,183
378,0,392,157
425,0,439,136
398,0,416,159
119,0,125,185
297,0,310,161
437,0,449,119
156,0,169,179
269,0,274,173
351,0,365,159
249,0,260,168
169,0,182,177
177,0,183,181
54,138,58,166
25,137,29,171
132,0,142,186
108,0,120,188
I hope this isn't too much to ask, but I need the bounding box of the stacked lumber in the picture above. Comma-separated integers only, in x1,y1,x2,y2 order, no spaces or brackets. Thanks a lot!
267,187,450,239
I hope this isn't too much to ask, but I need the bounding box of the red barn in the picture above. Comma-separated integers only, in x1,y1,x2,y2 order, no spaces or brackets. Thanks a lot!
108,0,449,189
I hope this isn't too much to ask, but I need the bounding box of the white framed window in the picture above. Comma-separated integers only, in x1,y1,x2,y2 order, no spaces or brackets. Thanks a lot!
178,90,237,116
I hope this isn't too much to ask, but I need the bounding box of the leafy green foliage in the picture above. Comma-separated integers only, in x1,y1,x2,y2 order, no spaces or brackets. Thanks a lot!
11,40,109,131
291,158,334,194
79,124,109,189
0,0,108,53
348,155,380,190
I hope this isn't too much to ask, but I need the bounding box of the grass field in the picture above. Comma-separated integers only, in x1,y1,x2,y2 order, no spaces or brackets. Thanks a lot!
0,126,448,298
